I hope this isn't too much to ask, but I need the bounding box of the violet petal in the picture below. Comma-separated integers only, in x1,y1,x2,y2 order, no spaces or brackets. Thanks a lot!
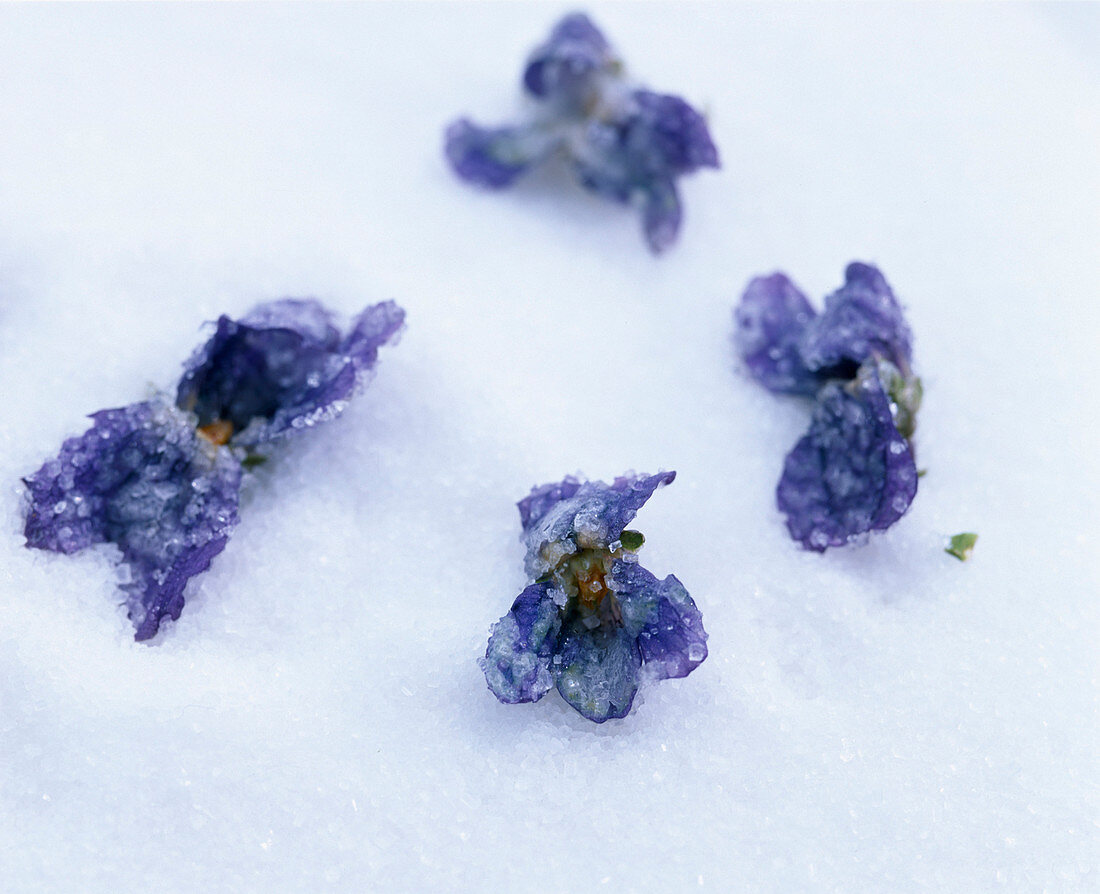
519,471,676,578
615,562,708,681
554,620,641,723
23,400,242,640
176,298,403,447
480,581,562,705
798,262,914,377
522,12,613,102
444,119,559,189
734,272,820,396
776,367,918,551
628,90,720,176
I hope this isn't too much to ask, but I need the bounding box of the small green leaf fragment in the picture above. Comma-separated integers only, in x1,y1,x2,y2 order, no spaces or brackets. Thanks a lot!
619,530,645,551
946,532,978,561
241,453,268,470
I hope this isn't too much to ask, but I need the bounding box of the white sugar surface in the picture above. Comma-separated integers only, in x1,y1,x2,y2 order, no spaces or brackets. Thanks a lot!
0,4,1097,892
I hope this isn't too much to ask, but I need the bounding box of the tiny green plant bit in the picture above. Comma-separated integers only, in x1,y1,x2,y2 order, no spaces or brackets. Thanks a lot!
945,532,978,561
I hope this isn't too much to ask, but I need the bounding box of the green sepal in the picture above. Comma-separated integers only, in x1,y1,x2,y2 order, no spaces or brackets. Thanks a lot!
881,364,922,441
851,358,922,441
945,532,978,561
241,453,268,470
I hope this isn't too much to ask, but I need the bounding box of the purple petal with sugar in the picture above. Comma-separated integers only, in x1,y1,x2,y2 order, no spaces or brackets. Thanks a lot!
522,12,613,102
553,620,641,723
734,272,819,395
444,119,560,189
518,471,676,577
176,298,404,447
628,90,720,176
480,581,562,704
798,262,913,377
516,477,583,531
776,366,918,551
23,400,242,640
615,562,708,681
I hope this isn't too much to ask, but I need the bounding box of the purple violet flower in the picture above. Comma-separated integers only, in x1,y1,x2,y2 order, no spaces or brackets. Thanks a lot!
481,472,708,722
23,298,404,640
445,13,719,253
734,264,922,551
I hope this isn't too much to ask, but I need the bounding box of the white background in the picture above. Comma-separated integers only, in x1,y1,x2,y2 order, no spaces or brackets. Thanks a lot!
0,4,1097,892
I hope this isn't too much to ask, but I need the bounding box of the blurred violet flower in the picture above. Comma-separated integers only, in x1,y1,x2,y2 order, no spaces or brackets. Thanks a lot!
23,298,404,640
734,263,921,551
445,12,719,253
481,472,708,722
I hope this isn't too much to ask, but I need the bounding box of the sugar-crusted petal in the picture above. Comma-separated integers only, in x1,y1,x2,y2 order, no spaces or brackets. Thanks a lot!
554,620,641,722
628,90,719,176
176,304,342,437
735,273,820,396
798,262,914,377
641,178,683,255
519,471,676,578
176,298,403,447
129,532,233,642
614,562,708,680
517,477,584,531
295,300,407,420
344,300,406,370
23,400,243,640
239,298,342,345
480,581,562,705
776,366,918,551
522,13,614,102
444,119,560,189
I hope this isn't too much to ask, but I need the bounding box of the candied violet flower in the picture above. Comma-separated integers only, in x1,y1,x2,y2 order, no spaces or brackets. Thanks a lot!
481,472,707,722
734,264,922,551
445,13,719,253
23,298,404,640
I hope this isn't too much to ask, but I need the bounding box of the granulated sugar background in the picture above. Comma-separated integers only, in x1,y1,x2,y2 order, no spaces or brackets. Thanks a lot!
1,4,1096,891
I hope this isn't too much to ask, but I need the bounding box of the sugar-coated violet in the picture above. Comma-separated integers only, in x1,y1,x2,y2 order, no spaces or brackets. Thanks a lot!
23,298,404,640
734,264,921,551
445,13,719,253
481,472,707,722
